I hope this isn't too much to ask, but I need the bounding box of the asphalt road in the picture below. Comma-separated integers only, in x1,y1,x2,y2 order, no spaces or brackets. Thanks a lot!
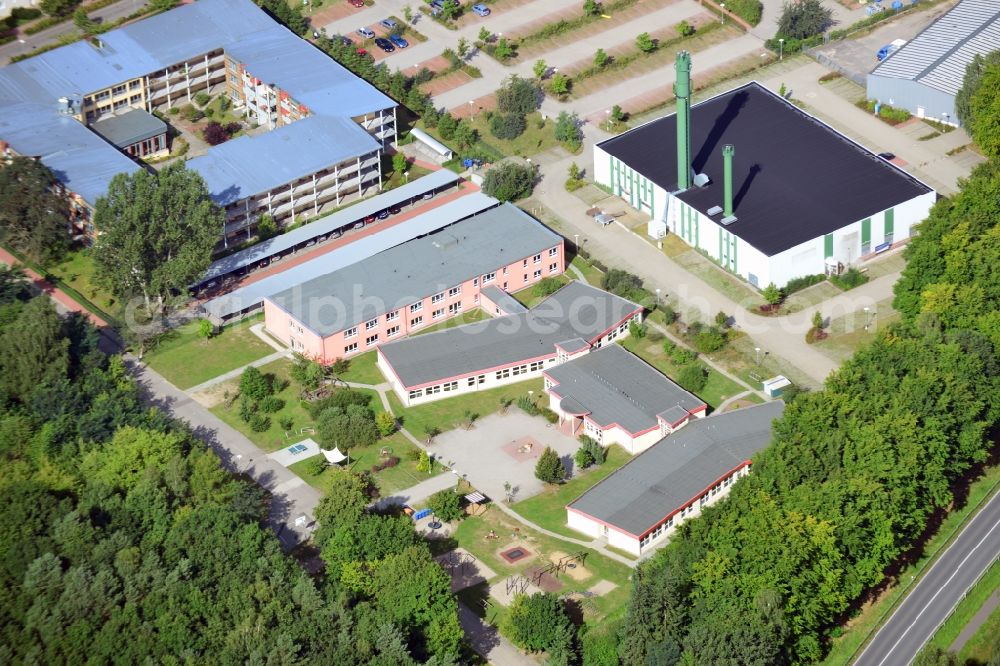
855,487,1000,666
0,0,148,62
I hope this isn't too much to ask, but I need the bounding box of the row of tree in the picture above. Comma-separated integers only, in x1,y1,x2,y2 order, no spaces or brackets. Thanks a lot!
615,156,1000,664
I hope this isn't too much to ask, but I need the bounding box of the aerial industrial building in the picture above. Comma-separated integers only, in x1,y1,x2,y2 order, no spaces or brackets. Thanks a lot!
867,0,1000,126
594,52,935,289
0,0,395,246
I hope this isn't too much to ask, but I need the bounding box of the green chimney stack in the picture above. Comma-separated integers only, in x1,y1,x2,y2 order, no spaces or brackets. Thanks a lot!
723,144,735,218
674,51,692,191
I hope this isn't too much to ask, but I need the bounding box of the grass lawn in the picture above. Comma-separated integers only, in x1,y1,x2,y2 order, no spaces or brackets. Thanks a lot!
412,308,489,336
417,111,562,160
209,359,384,452
512,275,570,309
821,464,1000,665
386,378,544,440
620,335,745,410
46,247,120,318
383,163,433,191
814,296,899,364
959,591,1000,663
665,245,762,310
452,505,632,624
570,255,604,286
512,446,631,538
928,560,1000,654
337,350,385,385
145,316,274,389
288,432,444,497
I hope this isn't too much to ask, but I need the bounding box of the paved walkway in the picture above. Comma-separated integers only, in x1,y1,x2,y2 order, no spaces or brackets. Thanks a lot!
458,602,535,666
185,349,289,394
950,588,1000,654
374,471,457,510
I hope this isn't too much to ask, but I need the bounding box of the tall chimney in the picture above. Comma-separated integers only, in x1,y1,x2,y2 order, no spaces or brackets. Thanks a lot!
723,144,735,217
675,51,692,191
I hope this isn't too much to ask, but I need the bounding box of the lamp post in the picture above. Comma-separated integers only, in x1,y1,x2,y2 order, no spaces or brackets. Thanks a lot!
655,288,660,306
720,2,725,23
779,38,784,61
574,233,579,249
605,108,611,130
755,347,761,365
863,307,871,331
404,170,409,183
469,100,474,123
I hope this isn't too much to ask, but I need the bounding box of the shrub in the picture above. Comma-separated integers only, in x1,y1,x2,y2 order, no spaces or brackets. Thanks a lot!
497,75,541,115
575,435,606,469
594,48,610,68
762,282,783,306
664,340,697,365
202,121,230,146
676,19,695,37
256,214,278,240
677,363,708,392
694,326,727,353
238,395,256,422
776,0,831,39
502,593,576,655
538,408,560,425
628,320,646,339
635,32,655,53
535,446,565,484
549,72,571,97
259,396,285,413
375,410,396,437
437,113,458,140
721,0,762,25
416,449,431,473
554,111,581,148
575,444,595,469
489,112,527,140
493,37,516,59
428,489,463,522
194,91,211,107
583,0,602,16
306,389,371,418
784,273,826,294
533,277,564,298
279,415,294,431
565,177,585,192
198,318,214,338
249,413,271,432
240,366,272,401
482,161,535,202
831,267,869,290
306,456,327,476
168,107,180,115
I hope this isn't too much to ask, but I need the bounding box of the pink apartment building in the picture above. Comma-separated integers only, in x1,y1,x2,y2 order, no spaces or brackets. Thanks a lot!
262,202,565,363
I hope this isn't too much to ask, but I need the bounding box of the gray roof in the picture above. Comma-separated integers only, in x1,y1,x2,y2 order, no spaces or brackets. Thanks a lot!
266,202,561,335
379,281,643,388
556,337,590,353
481,285,528,315
545,345,704,434
0,0,394,206
200,170,461,282
569,401,785,537
870,0,1000,96
203,192,497,318
91,108,167,148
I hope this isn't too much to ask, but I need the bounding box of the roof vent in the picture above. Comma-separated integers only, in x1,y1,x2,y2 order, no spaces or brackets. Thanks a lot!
720,215,738,226
707,205,723,217
693,173,710,187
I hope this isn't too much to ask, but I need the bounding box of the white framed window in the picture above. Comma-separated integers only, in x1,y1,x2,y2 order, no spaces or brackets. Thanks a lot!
448,302,461,315
503,266,509,276
432,308,445,319
410,302,423,313
365,318,378,330
549,246,558,257
442,381,458,392
408,389,423,399
431,292,444,304
473,277,479,286
529,361,543,371
523,274,529,284
410,316,423,327
549,262,558,273
533,253,541,263
523,259,528,267
386,310,399,322
496,368,511,380
427,384,441,395
448,286,461,297
344,342,358,354
365,334,378,346
483,272,496,283
533,269,542,278
344,327,357,339
386,325,400,337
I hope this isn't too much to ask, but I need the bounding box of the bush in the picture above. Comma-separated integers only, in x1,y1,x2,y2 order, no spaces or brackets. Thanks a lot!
859,99,912,125
538,408,560,425
428,489,463,522
257,214,278,240
721,0,762,25
416,449,431,473
517,395,540,416
238,395,256,423
482,161,535,202
694,326,727,353
575,435,606,469
565,177,585,192
503,593,577,655
306,389,371,418
676,19,695,37
240,366,272,401
776,0,831,39
198,318,214,339
307,456,328,476
533,277,564,298
664,340,697,365
497,75,541,115
830,267,869,290
249,413,271,432
784,273,826,295
635,32,655,53
194,91,210,107
489,112,527,140
375,410,396,437
259,396,285,413
279,416,294,431
628,320,646,339
535,446,565,484
554,111,581,148
677,363,708,392
202,121,230,146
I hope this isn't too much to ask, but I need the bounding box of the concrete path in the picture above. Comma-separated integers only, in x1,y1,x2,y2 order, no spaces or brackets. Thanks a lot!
250,323,289,352
950,588,1000,654
458,602,535,666
716,389,754,411
184,349,289,394
374,471,457,510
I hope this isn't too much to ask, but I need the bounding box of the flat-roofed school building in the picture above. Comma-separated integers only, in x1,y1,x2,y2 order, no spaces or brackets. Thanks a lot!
377,281,643,406
544,344,707,455
567,401,784,556
262,202,566,362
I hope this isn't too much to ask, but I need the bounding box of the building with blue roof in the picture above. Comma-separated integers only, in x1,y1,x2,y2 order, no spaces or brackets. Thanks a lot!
0,0,397,245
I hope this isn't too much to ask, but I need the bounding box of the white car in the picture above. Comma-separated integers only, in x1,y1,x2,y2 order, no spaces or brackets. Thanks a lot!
357,26,375,39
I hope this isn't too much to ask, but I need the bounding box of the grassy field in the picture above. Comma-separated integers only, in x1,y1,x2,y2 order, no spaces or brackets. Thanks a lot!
570,255,604,286
386,378,544,440
412,308,489,335
620,334,746,410
47,248,120,317
145,316,275,389
209,359,384,452
511,275,571,309
958,592,1000,664
337,350,385,386
512,446,631,537
813,296,899,364
417,111,563,160
821,464,1000,665
288,432,444,497
928,560,1000,654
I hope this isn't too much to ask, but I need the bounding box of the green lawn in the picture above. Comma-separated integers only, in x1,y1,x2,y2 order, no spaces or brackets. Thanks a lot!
288,432,444,497
512,446,631,537
417,111,563,160
570,255,604,286
46,247,120,319
928,560,1000,654
145,316,275,389
959,593,1000,664
337,350,385,385
412,308,489,336
386,378,544,440
209,359,384,452
620,335,745,410
512,275,570,309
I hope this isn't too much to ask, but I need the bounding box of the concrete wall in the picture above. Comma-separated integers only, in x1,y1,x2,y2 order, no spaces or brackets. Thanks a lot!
867,76,958,126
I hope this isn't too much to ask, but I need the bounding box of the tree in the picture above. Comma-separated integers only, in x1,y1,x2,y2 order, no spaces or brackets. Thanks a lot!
0,157,71,264
452,120,478,149
534,276,564,298
202,121,230,145
93,164,223,314
533,59,548,80
503,593,577,655
677,362,707,392
72,7,97,33
762,282,783,305
428,489,463,522
0,298,69,404
437,112,458,140
256,214,278,240
583,0,602,16
403,4,413,22
956,50,1000,128
574,436,605,470
912,646,959,666
968,61,1000,157
636,32,655,53
554,111,581,147
594,48,610,68
316,405,378,450
375,411,396,437
482,161,535,202
568,162,581,181
416,449,431,473
478,26,492,43
456,36,469,60
776,0,832,39
549,73,571,97
239,365,271,402
694,326,727,353
40,0,79,16
610,104,626,123
676,19,695,37
314,470,370,530
440,0,459,20
290,352,326,390
489,112,527,140
497,75,541,115
535,446,565,484
812,310,824,330
392,152,408,174
198,318,214,339
494,37,515,59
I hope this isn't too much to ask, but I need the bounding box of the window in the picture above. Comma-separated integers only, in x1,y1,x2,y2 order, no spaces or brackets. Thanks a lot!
483,272,496,283
448,302,461,315
523,275,529,284
114,99,128,110
549,262,558,273
468,377,477,387
496,368,511,380
410,302,423,313
448,286,461,297
523,259,528,268
129,94,142,104
344,342,358,354
529,361,543,372
549,246,558,257
344,327,357,339
426,384,441,395
442,381,458,392
533,253,541,264
129,80,141,90
408,389,423,399
386,325,400,337
503,266,509,276
365,318,378,330
533,269,542,278
432,308,445,319
473,277,479,286
431,292,444,304
386,310,399,322
410,316,423,327
95,91,110,102
365,334,378,346
112,85,126,96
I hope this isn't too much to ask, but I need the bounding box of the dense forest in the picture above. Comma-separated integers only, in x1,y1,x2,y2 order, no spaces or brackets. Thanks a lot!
615,158,1000,665
0,269,460,664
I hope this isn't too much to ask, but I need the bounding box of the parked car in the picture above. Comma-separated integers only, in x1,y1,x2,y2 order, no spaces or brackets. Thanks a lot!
422,191,434,200
376,209,390,220
348,0,364,7
389,33,408,48
352,221,364,230
389,206,402,215
357,26,375,39
471,3,490,16
374,37,395,52
877,152,895,161
380,18,398,30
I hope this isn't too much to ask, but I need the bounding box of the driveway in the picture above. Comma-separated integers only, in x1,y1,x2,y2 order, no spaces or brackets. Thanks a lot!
431,411,578,503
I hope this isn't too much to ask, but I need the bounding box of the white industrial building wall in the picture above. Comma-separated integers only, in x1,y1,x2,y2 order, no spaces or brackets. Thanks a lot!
593,145,612,188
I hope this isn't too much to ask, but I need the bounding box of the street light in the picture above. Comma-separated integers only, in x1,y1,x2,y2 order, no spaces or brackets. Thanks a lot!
605,108,611,130
404,170,410,183
755,347,761,365
655,288,660,305
863,307,870,331
779,38,784,61
469,100,475,123
574,233,579,249
720,2,725,23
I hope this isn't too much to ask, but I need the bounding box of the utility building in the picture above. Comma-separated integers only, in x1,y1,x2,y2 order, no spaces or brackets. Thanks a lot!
594,52,935,289
867,0,1000,127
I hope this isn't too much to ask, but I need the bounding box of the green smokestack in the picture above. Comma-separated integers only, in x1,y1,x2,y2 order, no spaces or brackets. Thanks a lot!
675,51,692,191
723,144,735,217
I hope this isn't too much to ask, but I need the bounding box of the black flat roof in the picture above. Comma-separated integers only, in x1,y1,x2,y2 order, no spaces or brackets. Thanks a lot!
597,82,933,256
